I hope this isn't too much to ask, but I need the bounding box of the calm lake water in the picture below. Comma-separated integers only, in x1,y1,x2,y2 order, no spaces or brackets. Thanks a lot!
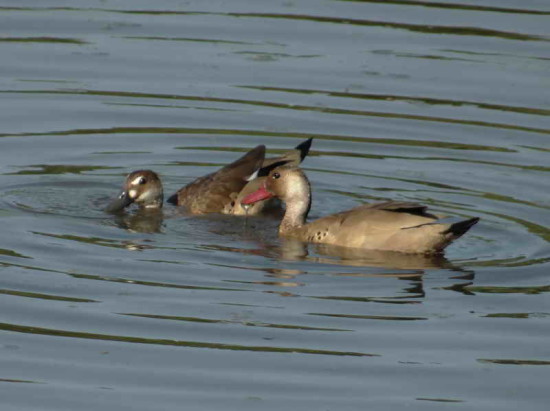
1,1,549,410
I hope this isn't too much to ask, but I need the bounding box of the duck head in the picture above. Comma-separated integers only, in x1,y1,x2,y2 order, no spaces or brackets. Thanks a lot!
105,170,163,213
241,166,311,207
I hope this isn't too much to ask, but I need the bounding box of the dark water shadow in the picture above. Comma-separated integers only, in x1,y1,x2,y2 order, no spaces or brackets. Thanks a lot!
0,322,375,357
111,208,165,233
279,238,462,270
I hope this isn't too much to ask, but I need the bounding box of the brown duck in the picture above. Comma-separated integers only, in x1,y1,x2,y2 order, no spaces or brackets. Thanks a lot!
105,169,163,213
168,138,312,215
167,145,266,214
106,140,312,215
241,166,479,254
104,146,264,214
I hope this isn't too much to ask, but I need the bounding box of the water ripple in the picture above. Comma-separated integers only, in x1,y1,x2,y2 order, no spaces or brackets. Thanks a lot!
0,36,88,45
0,322,375,357
223,12,548,42
1,89,547,135
337,0,550,16
0,124,528,151
0,289,97,303
240,85,550,117
120,313,352,332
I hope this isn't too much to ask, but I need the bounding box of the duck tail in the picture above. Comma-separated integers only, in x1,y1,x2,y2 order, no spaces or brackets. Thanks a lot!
295,137,313,162
443,217,480,239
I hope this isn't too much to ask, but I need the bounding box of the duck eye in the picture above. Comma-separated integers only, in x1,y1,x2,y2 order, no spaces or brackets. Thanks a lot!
272,172,281,179
138,177,146,185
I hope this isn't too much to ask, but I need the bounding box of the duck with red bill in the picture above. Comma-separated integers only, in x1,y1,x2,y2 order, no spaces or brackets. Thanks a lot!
240,165,479,254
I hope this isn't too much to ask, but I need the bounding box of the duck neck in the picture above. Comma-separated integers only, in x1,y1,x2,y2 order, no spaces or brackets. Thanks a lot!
279,178,311,236
143,197,163,209
139,190,164,209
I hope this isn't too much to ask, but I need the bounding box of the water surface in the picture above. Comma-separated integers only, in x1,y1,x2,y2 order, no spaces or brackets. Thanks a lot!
1,1,549,410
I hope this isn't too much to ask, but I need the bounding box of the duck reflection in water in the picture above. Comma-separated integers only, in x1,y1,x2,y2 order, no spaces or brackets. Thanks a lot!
201,234,475,301
279,237,455,269
112,208,165,233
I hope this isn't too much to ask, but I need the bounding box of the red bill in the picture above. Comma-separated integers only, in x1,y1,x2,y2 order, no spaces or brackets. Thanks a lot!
241,185,274,205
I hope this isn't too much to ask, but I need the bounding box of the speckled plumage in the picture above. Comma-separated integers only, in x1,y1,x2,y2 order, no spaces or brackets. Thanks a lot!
242,166,479,254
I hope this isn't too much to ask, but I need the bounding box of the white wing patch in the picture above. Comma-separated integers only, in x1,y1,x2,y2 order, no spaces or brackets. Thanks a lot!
245,169,260,182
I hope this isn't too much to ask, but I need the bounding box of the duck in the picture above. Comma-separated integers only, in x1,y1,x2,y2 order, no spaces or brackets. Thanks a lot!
225,137,313,215
167,138,313,215
105,139,313,215
241,166,479,254
166,144,265,214
106,145,265,214
105,169,163,213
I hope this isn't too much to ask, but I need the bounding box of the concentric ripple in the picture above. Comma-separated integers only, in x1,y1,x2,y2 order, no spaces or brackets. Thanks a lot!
0,2,549,411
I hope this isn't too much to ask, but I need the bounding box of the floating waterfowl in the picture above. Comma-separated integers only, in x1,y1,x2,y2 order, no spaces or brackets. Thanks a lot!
241,166,479,254
225,137,313,215
166,145,266,214
105,170,163,213
106,139,313,215
168,138,312,215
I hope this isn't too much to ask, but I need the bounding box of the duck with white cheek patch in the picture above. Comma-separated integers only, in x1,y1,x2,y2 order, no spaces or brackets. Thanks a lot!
105,170,163,213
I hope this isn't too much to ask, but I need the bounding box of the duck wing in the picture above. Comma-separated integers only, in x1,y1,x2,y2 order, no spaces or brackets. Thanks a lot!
168,145,265,214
